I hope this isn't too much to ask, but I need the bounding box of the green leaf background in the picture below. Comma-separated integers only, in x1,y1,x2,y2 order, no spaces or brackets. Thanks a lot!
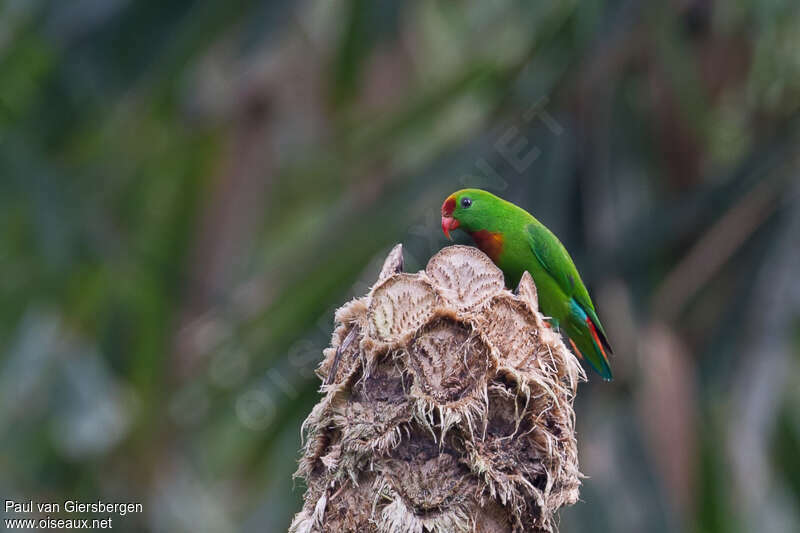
1,1,799,532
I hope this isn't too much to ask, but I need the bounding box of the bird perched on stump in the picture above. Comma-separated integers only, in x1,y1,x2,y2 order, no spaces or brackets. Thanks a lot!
441,188,613,380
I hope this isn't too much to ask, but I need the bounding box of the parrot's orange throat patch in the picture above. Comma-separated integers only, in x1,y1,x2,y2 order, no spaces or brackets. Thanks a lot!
469,230,504,262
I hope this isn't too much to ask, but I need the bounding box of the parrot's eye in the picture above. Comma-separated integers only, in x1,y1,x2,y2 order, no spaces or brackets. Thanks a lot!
461,197,473,208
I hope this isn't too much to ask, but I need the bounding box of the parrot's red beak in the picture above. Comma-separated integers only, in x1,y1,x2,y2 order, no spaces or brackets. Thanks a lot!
442,216,460,240
441,196,459,240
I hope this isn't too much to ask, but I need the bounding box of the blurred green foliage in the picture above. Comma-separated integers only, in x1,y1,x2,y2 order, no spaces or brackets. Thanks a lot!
1,1,799,532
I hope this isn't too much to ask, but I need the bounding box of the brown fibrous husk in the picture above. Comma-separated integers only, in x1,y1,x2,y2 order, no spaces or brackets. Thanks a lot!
291,245,585,533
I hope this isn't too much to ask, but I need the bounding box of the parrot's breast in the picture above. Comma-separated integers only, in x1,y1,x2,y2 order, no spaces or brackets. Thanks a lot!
469,230,504,262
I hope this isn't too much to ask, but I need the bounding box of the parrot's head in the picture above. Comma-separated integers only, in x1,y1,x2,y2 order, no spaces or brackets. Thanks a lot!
441,188,499,239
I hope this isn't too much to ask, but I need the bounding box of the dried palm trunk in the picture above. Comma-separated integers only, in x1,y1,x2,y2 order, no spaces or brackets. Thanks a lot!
290,245,584,533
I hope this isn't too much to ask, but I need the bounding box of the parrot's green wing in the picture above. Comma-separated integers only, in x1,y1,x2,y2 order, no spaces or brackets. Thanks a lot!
525,223,612,352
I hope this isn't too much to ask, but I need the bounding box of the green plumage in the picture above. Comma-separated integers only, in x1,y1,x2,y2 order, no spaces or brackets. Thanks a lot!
441,188,613,380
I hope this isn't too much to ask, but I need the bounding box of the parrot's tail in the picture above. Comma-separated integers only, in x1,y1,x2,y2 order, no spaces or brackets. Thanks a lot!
567,300,613,381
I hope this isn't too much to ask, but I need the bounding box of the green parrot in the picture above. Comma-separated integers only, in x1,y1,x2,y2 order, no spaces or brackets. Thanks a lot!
441,188,613,380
